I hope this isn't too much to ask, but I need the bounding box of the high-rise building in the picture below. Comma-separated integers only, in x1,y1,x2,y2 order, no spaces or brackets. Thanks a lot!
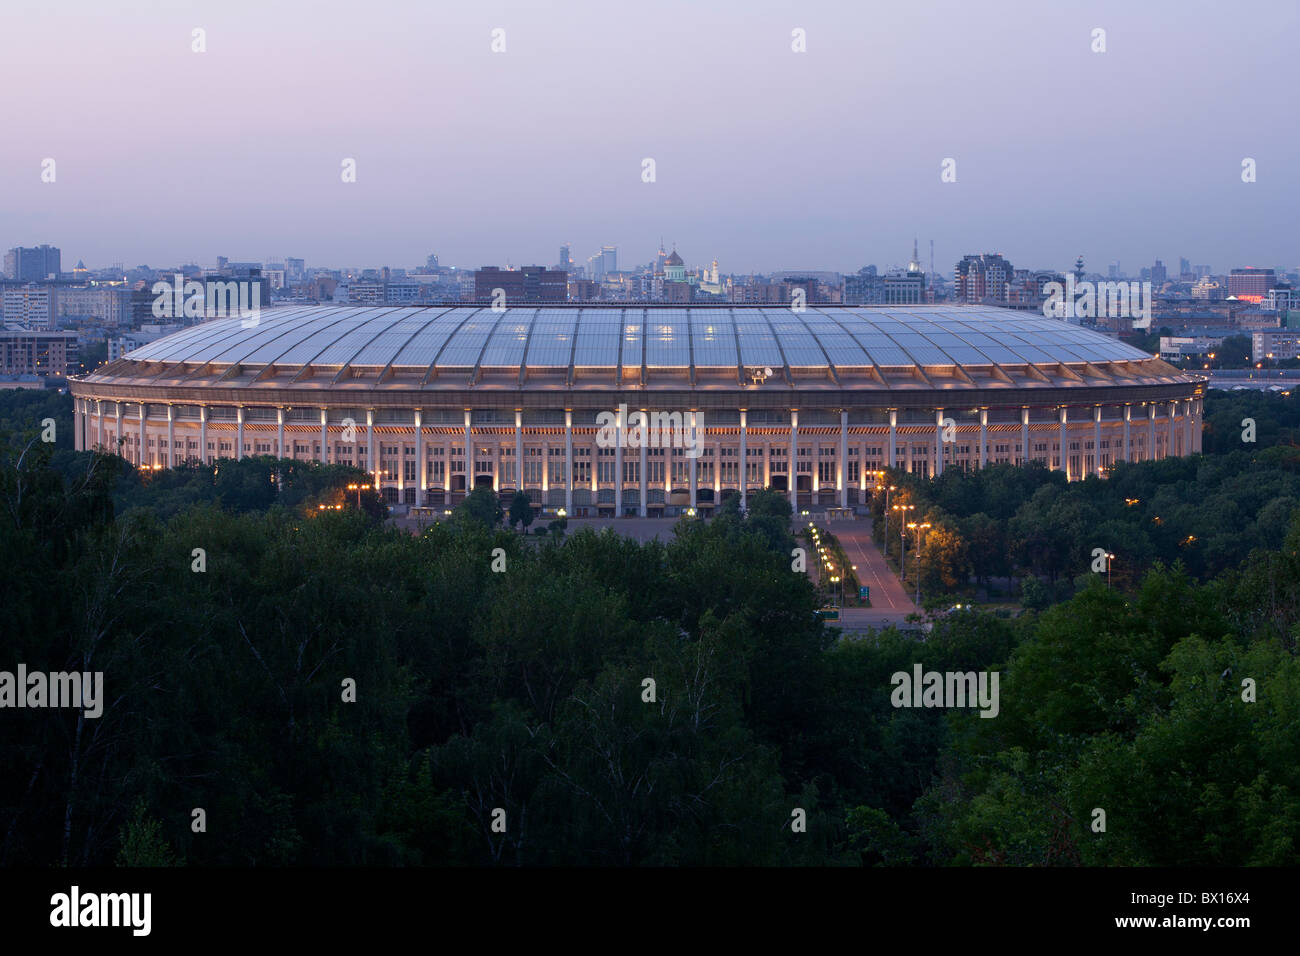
1151,260,1167,286
601,246,617,276
474,266,567,304
844,268,883,305
58,286,131,327
1178,257,1192,277
883,269,924,304
954,254,1014,303
2,285,58,329
1228,267,1277,301
557,245,571,273
4,245,61,282
0,329,78,377
884,241,926,304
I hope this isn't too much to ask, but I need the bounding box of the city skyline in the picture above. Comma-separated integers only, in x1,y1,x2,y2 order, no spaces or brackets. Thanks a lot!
2,0,1296,272
4,239,1294,280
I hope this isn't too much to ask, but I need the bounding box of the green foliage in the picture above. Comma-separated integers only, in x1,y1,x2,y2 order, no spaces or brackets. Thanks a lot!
116,800,181,867
508,491,534,530
3,390,1298,867
459,485,503,529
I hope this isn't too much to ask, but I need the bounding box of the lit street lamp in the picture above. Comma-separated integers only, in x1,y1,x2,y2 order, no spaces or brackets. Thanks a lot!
881,483,897,543
908,521,931,605
893,503,914,576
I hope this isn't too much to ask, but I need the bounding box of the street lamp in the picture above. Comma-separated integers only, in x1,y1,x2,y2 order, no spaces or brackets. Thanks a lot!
899,520,908,583
1105,552,1115,589
893,503,914,573
908,521,931,605
346,482,361,508
882,484,897,543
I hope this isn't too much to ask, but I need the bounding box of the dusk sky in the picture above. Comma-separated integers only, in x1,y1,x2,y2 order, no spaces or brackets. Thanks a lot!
2,0,1296,274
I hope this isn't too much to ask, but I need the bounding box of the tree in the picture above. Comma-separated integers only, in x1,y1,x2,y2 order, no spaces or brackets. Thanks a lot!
116,800,180,866
508,491,534,531
458,485,502,528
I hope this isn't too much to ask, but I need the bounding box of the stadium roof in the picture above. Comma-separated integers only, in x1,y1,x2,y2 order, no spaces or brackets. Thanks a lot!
84,304,1195,394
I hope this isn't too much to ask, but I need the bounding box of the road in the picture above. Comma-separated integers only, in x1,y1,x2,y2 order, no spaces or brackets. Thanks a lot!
819,517,919,629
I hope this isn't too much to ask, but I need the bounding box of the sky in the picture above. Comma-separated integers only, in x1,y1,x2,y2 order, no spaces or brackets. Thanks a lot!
1,0,1296,275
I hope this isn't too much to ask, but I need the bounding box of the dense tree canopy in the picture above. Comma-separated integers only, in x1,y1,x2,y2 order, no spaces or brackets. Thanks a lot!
1,388,1296,866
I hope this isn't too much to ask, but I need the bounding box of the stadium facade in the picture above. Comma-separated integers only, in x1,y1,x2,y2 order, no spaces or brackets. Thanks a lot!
69,305,1205,517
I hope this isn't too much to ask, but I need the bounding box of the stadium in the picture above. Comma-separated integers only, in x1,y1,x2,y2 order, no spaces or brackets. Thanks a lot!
69,304,1205,517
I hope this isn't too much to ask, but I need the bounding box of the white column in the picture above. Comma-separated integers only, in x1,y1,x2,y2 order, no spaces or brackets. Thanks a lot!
236,406,245,461
1059,406,1068,478
167,405,175,467
1021,407,1029,465
979,408,988,468
115,402,124,460
788,409,798,511
396,431,405,497
464,409,473,497
1093,406,1102,475
277,407,285,459
688,411,697,511
838,409,848,509
614,405,623,517
514,409,523,496
319,409,328,464
1148,404,1157,461
416,409,426,507
639,409,648,517
1168,401,1177,457
739,409,748,512
888,409,897,468
664,443,673,506
444,440,452,499
199,406,207,464
860,441,868,504
564,409,573,515
934,408,945,477
73,399,82,451
96,399,104,451
1123,405,1131,462
369,409,378,488
138,404,146,467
